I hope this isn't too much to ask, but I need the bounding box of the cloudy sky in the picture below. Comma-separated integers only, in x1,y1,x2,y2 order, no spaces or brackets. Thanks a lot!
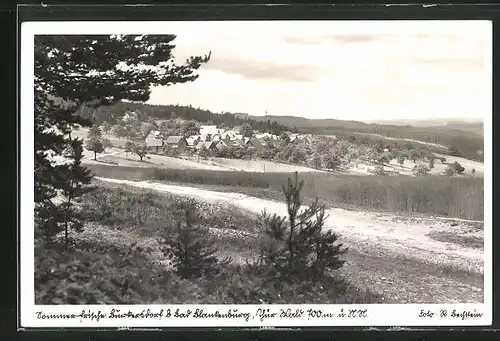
146,21,491,121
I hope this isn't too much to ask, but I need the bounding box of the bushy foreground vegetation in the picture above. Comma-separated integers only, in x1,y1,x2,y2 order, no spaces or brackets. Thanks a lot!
35,175,382,304
87,164,484,220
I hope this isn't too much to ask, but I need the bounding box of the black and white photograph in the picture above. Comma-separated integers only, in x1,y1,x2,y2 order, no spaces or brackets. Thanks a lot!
21,20,491,327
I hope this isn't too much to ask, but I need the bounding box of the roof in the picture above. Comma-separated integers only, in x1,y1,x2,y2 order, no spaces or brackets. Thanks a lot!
185,137,199,146
232,140,245,147
216,140,230,146
196,141,215,150
165,136,185,144
147,130,163,139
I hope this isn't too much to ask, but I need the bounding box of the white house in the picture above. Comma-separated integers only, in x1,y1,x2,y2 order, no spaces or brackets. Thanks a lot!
121,111,138,122
186,137,200,148
145,130,164,152
200,125,218,136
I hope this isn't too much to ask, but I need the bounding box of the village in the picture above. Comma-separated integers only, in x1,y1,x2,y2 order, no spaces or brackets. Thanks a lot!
122,110,308,155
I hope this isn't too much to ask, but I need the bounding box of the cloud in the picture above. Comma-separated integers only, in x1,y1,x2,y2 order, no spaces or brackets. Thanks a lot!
325,34,392,44
282,34,391,46
147,23,490,121
203,56,321,82
281,36,324,45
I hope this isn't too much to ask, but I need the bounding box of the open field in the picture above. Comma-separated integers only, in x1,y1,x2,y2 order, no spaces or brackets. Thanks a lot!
86,163,484,220
91,178,484,303
84,150,323,173
354,132,449,149
347,157,484,177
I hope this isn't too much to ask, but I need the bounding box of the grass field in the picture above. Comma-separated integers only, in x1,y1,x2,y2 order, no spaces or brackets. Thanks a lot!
87,164,484,220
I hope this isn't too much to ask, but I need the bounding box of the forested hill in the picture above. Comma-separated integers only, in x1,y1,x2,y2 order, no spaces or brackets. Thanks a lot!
249,115,484,161
75,101,294,135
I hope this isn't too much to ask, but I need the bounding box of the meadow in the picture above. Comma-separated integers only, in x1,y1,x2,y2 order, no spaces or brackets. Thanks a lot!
87,164,484,221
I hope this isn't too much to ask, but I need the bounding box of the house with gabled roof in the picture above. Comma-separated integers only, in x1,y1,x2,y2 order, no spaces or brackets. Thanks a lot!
164,136,188,152
195,141,217,152
214,139,232,151
245,137,265,149
145,130,164,152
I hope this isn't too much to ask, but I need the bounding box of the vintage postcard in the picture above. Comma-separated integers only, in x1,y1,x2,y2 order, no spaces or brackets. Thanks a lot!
20,20,492,328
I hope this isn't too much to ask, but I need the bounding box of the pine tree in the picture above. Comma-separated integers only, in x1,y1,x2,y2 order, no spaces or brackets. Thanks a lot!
58,140,95,247
36,139,95,247
35,35,210,234
159,199,221,279
258,172,348,282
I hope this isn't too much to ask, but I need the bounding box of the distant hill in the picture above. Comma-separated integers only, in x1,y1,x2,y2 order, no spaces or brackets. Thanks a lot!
441,122,484,136
248,115,484,161
364,119,484,136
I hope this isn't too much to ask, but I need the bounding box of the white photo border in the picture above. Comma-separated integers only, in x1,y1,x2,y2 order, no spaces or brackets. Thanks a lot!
20,20,493,328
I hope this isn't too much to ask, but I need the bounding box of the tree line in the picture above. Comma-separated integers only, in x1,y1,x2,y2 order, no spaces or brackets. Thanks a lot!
75,100,292,136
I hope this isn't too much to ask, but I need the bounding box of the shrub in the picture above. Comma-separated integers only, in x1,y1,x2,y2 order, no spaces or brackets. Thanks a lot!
371,165,387,176
451,161,465,174
162,144,180,158
413,164,430,176
158,198,228,279
256,173,347,283
444,165,455,176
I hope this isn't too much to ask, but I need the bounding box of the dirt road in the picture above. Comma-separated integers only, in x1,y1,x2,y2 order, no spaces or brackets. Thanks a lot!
96,177,484,303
